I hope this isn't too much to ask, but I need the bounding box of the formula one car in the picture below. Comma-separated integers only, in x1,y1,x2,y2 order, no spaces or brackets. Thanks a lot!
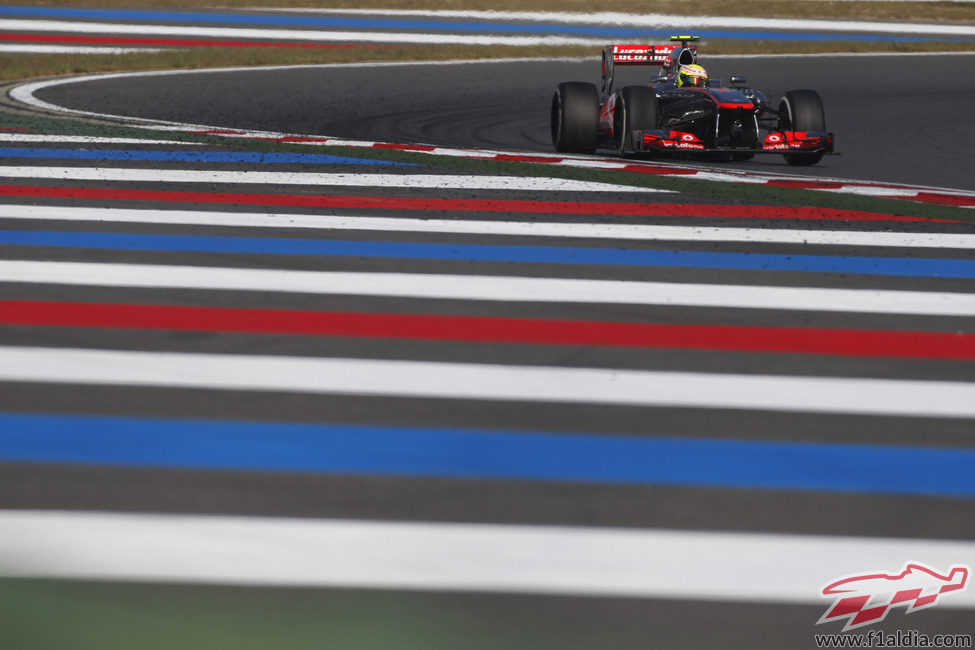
550,36,835,165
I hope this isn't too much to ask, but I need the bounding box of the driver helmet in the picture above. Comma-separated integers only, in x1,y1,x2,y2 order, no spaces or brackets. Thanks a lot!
676,64,709,88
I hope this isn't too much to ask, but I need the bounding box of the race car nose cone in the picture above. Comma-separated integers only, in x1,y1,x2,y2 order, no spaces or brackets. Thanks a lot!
731,119,744,139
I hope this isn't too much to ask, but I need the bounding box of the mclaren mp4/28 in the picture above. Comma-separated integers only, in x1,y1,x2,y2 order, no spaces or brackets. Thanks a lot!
551,36,835,165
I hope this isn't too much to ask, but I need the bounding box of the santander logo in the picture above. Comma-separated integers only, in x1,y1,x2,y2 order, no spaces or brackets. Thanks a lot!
818,562,970,631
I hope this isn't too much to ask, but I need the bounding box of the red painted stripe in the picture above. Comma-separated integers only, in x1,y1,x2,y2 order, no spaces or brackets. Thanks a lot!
768,182,975,208
0,33,376,49
373,143,438,152
2,300,973,359
767,180,846,190
493,154,566,163
0,185,946,222
621,164,699,176
272,136,334,143
914,192,975,207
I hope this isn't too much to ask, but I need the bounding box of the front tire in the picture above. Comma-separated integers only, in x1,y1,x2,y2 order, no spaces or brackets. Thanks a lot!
551,82,599,154
779,89,826,166
613,85,658,156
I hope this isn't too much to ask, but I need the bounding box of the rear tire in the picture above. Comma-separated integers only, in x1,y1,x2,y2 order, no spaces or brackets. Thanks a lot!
551,82,599,154
779,89,826,166
613,86,658,156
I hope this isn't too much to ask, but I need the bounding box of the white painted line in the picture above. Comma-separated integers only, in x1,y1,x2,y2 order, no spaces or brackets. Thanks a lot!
821,187,920,198
691,171,776,185
0,19,607,46
2,346,975,418
2,205,973,250
261,9,975,37
3,260,974,317
3,510,975,605
0,44,161,54
0,167,664,193
6,11,975,38
0,135,207,145
817,186,972,200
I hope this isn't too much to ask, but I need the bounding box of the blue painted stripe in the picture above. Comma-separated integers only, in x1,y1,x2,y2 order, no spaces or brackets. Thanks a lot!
1,230,971,279
0,148,410,166
0,6,962,42
1,412,972,497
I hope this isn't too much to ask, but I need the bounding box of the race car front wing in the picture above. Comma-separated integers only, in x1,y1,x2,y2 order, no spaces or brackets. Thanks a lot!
636,129,835,155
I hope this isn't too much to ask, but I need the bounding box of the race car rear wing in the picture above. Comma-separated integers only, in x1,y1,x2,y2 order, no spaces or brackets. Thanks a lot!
607,44,683,66
601,35,699,99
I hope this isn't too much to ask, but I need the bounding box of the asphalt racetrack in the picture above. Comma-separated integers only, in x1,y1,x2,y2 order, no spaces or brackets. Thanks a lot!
30,53,975,191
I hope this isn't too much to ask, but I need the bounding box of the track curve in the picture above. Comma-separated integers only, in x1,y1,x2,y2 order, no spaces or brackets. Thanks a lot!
28,54,975,191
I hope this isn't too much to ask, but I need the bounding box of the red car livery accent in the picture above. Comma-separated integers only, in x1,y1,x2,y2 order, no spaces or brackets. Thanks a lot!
609,44,689,65
643,130,706,151
763,131,834,151
684,88,755,111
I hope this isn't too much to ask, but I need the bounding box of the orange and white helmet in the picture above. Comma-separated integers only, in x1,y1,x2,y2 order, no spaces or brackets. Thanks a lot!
676,64,709,88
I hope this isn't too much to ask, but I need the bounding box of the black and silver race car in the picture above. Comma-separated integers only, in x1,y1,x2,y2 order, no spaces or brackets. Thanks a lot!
550,35,835,165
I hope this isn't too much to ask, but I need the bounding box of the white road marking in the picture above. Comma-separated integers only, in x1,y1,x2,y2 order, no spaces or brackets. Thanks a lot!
2,510,975,605
5,12,975,38
3,260,974,317
0,166,664,192
2,346,975,418
0,44,161,54
261,9,975,37
819,186,953,198
0,135,207,145
0,19,608,46
2,204,973,250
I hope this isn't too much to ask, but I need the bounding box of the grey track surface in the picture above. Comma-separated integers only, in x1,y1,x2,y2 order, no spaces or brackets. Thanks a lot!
5,55,975,649
31,54,975,190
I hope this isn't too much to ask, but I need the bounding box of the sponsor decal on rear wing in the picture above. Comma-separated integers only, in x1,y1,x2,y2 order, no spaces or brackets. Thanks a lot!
609,44,691,65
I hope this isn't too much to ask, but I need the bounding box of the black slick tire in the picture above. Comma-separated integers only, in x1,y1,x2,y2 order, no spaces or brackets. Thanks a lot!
613,86,658,156
551,82,599,154
778,89,826,166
